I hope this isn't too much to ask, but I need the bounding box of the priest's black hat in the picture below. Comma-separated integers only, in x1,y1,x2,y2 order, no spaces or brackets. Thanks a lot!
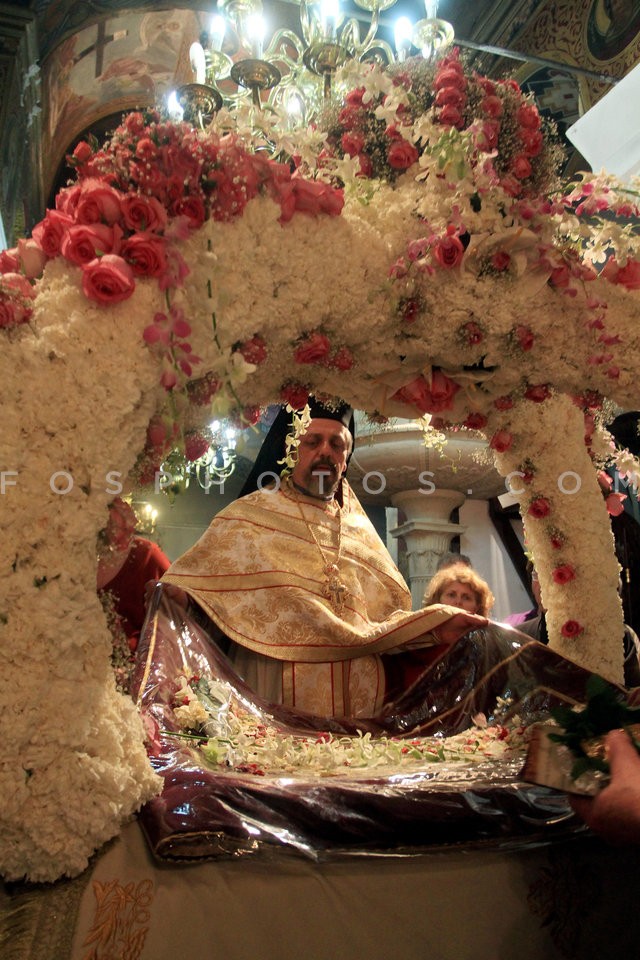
238,398,355,499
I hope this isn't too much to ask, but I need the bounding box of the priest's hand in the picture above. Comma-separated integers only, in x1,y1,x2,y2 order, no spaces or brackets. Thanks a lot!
570,728,640,845
432,611,488,645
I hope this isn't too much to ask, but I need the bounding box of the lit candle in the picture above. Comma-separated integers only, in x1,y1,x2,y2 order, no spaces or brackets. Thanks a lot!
321,0,340,40
166,90,184,122
424,0,439,19
246,12,265,59
189,41,206,84
394,17,413,62
210,14,226,52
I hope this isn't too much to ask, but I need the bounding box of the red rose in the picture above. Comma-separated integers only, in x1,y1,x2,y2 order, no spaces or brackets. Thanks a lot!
520,128,543,157
561,620,583,638
171,194,207,230
61,223,122,265
241,404,261,426
491,251,511,271
481,95,503,118
341,132,365,157
434,67,466,91
464,412,488,430
358,154,373,178
550,534,565,550
187,372,220,406
552,564,576,585
239,335,267,365
345,87,365,106
489,430,513,453
433,232,465,269
392,371,459,414
72,141,93,164
338,104,363,129
463,321,483,344
528,497,551,519
516,103,541,130
331,346,354,371
75,179,124,225
292,179,343,217
81,254,135,304
516,325,534,351
512,155,532,180
435,86,466,108
121,194,168,233
494,395,514,411
32,210,75,258
280,382,310,409
184,431,210,462
475,120,500,152
387,139,419,171
121,233,168,278
1,272,34,298
524,383,551,403
437,104,464,128
294,332,331,364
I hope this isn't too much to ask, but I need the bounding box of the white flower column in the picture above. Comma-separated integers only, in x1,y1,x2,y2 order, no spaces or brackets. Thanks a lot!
390,489,467,608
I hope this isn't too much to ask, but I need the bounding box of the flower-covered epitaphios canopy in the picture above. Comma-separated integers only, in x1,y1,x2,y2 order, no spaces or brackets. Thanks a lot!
2,52,640,882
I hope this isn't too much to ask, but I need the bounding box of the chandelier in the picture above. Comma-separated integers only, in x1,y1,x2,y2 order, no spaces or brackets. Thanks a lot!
170,0,455,126
161,421,238,497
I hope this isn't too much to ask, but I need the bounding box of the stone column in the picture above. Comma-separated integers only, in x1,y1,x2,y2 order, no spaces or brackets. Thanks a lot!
390,488,466,608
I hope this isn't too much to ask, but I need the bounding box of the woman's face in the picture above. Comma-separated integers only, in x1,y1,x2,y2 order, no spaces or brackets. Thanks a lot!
439,580,479,614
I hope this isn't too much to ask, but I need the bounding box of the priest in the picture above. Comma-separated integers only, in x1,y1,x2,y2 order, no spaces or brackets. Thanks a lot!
162,400,484,717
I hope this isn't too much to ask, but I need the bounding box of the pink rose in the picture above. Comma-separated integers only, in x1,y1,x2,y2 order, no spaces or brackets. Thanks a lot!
72,141,93,164
475,120,500,152
17,238,47,278
387,139,419,171
605,492,627,516
512,155,532,180
0,248,20,272
55,184,82,217
75,179,124,225
602,257,640,290
435,67,466,91
524,384,551,403
489,430,513,453
61,223,122,265
0,289,32,328
280,382,310,409
392,371,459,414
341,132,365,156
1,272,35,298
294,332,331,364
81,254,135,304
552,564,576,585
561,620,583,638
292,179,344,217
528,497,551,519
121,233,168,278
433,232,465,269
32,210,75,257
121,194,168,233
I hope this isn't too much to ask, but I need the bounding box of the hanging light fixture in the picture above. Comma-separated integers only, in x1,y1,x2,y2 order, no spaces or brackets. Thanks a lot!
170,0,457,128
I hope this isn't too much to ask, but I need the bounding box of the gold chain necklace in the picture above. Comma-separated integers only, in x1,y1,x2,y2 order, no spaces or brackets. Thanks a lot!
289,481,348,615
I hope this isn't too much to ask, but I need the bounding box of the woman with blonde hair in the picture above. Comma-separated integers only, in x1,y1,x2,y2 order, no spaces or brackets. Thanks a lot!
423,562,494,617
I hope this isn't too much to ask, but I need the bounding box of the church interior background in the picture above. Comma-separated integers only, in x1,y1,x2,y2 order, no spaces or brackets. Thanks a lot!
3,2,640,957
3,0,639,622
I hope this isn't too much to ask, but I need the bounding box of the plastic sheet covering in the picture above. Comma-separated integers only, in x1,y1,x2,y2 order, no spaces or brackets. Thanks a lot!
133,586,609,863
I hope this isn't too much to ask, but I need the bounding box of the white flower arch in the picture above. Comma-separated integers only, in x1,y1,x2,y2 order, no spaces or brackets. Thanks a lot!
2,56,640,881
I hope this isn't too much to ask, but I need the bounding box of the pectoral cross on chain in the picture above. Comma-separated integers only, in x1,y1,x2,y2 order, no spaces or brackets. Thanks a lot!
322,563,348,615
